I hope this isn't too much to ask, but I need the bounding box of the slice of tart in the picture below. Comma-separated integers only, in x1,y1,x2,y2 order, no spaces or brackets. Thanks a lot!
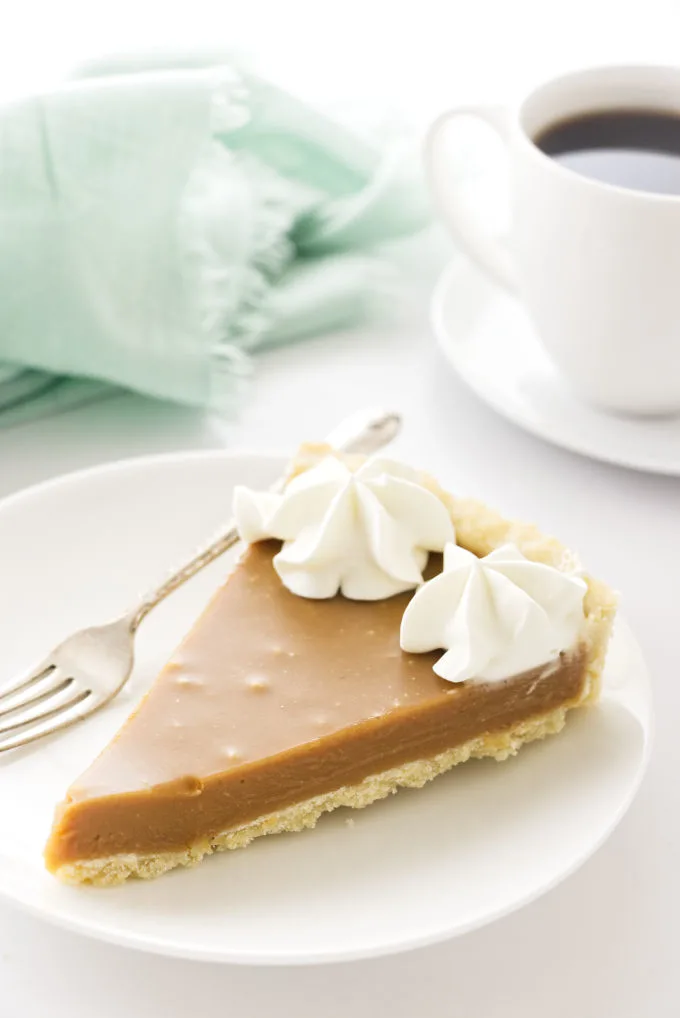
45,444,616,886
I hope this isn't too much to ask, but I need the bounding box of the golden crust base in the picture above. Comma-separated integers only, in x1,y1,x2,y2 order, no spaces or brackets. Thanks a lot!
51,444,617,887
54,703,571,887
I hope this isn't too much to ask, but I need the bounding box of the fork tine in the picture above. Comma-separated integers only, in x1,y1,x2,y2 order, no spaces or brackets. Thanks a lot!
0,669,70,718
0,663,55,704
0,684,88,737
0,693,96,753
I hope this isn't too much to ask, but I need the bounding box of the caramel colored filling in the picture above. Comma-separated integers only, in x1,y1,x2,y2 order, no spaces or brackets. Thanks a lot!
45,543,588,870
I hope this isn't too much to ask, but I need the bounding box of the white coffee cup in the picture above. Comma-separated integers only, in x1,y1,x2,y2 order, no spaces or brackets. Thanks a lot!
426,66,680,415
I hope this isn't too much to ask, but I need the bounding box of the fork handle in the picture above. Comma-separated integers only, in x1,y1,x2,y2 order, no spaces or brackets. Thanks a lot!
128,409,401,632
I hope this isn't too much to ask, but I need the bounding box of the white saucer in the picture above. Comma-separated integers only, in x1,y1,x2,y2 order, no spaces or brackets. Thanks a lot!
432,259,680,475
0,452,652,964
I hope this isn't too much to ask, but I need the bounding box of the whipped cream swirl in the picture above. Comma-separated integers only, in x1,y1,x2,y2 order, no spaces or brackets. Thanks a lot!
400,543,586,683
233,455,455,600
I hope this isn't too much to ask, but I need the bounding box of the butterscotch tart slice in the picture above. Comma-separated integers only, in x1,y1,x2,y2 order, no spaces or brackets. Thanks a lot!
45,445,616,886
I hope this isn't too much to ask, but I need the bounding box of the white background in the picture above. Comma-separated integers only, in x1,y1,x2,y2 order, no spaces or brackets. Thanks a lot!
0,1,678,1014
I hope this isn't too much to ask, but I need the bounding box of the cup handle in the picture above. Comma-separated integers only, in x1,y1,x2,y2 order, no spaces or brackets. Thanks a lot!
425,105,517,290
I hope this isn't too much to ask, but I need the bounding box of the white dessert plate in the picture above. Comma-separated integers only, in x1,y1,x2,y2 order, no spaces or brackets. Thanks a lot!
432,258,680,475
0,452,652,964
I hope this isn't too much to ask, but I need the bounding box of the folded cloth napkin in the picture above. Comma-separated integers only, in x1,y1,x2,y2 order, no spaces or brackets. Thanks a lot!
0,52,428,426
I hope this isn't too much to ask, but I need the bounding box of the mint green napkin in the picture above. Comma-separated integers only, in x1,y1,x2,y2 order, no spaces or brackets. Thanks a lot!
0,54,428,425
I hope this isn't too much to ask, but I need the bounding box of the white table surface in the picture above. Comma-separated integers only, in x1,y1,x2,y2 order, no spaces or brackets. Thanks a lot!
0,273,677,1016
1,2,680,1012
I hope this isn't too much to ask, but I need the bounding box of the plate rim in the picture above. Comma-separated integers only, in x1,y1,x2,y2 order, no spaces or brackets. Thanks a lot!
431,259,680,477
0,450,654,965
0,447,286,520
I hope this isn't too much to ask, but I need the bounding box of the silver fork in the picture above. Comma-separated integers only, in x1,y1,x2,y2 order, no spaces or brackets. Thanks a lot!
0,408,401,754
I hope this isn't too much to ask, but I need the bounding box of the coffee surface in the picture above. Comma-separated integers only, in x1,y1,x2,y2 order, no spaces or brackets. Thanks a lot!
535,109,680,195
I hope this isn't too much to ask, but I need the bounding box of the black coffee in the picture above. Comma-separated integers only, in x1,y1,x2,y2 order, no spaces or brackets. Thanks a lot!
535,109,680,195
